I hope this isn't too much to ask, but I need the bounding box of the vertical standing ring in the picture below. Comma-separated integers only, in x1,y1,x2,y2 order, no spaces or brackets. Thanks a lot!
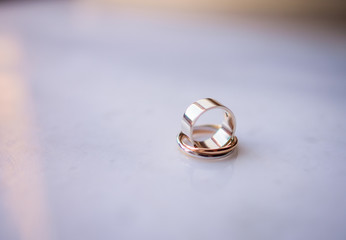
181,98,236,149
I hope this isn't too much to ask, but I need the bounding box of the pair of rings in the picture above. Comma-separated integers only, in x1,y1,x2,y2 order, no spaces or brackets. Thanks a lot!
177,98,238,158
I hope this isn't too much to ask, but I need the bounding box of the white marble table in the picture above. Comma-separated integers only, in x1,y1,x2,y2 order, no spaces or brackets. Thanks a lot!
0,2,345,240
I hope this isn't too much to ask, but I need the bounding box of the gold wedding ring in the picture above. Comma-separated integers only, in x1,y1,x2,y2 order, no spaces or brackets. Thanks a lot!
177,98,238,159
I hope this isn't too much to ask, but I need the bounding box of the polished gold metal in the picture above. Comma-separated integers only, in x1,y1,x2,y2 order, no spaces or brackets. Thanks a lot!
177,98,238,159
181,98,236,149
177,124,238,158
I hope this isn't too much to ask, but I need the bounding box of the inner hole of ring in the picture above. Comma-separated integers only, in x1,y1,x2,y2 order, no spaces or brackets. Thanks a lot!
183,126,220,146
192,108,226,141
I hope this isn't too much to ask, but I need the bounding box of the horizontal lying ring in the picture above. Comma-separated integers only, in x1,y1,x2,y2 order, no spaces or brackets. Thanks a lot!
177,124,238,158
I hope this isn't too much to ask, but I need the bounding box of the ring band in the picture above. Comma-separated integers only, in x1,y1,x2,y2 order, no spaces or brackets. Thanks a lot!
177,98,238,159
177,124,238,158
181,98,236,149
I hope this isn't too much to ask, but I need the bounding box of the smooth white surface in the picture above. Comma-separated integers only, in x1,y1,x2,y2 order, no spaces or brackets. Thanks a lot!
0,2,346,240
